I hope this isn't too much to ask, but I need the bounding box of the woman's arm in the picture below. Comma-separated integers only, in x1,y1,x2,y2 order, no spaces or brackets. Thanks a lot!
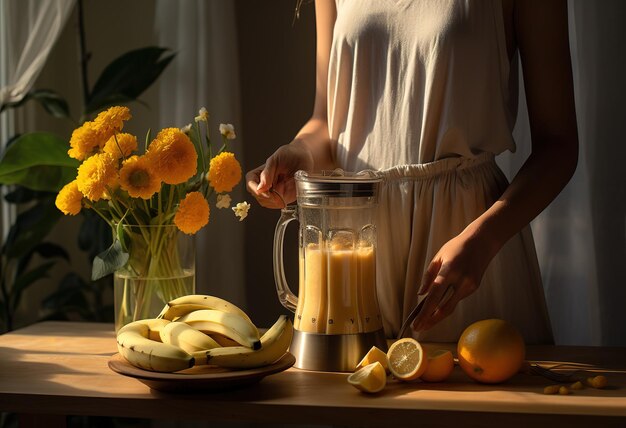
246,0,337,208
413,0,579,331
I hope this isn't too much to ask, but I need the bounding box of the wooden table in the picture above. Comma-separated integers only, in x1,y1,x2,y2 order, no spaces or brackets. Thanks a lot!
1,322,625,427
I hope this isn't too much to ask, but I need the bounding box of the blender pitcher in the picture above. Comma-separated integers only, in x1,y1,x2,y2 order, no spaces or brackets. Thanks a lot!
273,170,387,372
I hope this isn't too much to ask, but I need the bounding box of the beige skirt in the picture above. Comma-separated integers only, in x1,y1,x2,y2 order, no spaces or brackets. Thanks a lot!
376,153,553,344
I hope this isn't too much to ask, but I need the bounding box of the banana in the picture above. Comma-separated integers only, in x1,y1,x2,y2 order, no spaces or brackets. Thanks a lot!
157,294,253,323
117,319,194,372
209,333,241,347
178,309,261,350
194,315,293,369
159,321,221,354
138,318,171,341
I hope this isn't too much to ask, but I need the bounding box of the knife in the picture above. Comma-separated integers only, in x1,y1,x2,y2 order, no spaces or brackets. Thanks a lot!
396,284,455,340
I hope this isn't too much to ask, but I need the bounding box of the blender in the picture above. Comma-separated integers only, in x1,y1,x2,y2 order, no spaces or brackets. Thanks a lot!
273,169,387,371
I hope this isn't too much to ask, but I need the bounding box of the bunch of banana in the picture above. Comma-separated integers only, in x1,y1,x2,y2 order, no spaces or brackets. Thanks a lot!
116,319,195,373
194,315,293,369
116,294,292,373
157,294,253,324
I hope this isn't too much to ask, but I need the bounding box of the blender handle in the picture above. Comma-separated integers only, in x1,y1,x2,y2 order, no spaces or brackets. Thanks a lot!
273,206,298,312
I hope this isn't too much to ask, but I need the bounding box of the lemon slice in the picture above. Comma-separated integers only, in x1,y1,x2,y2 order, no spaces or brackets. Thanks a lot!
421,349,454,382
387,338,428,381
347,361,387,393
355,346,389,372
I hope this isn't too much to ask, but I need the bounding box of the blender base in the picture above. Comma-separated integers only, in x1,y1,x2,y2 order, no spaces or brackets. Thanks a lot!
289,328,388,372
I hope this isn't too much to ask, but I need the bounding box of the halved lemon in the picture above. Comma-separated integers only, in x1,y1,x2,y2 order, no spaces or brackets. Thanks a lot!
355,346,389,372
420,349,454,382
347,361,387,393
387,338,428,381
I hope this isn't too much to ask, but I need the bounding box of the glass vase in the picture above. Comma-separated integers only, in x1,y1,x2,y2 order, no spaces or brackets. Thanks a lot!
114,224,195,332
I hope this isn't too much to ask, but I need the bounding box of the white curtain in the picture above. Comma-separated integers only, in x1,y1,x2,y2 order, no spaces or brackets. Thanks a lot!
0,0,75,236
0,0,75,106
155,0,247,309
497,0,626,346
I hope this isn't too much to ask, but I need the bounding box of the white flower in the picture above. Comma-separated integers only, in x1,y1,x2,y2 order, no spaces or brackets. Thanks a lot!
232,201,250,221
195,107,209,123
180,123,193,134
216,194,232,209
219,123,236,140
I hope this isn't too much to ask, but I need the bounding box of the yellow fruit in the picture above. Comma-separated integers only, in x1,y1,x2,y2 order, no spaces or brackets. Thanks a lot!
559,386,570,395
355,346,389,372
347,362,387,393
420,349,454,382
387,338,428,381
457,319,525,384
543,385,560,395
588,375,608,389
571,381,584,390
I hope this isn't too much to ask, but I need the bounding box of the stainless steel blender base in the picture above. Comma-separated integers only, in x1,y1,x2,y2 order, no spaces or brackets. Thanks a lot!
289,328,388,372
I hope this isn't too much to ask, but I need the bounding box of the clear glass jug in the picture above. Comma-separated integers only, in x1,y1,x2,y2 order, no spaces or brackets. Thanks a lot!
273,170,387,371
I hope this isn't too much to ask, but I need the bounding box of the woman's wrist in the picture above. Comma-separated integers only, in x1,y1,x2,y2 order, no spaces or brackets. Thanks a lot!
460,216,507,261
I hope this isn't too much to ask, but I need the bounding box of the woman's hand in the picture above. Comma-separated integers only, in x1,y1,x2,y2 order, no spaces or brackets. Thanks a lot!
245,142,314,209
412,230,496,332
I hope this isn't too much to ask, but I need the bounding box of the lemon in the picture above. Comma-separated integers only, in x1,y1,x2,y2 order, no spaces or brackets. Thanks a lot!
387,338,428,381
421,349,454,382
347,361,387,393
355,346,389,373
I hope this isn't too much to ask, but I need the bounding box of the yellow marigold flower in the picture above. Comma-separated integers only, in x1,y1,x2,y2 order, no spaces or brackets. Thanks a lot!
103,133,138,159
207,152,242,193
119,155,161,199
76,153,118,201
93,106,132,147
68,122,101,160
146,128,197,184
174,191,209,235
55,180,83,215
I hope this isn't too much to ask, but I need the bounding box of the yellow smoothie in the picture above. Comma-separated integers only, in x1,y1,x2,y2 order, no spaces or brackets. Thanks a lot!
326,246,360,334
296,244,328,333
356,246,382,332
296,242,380,334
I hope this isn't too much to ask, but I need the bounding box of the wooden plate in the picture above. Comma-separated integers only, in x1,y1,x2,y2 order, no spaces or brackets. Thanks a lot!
108,352,295,393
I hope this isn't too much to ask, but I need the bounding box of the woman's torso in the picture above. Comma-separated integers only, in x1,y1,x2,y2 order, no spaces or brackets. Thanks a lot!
328,0,518,171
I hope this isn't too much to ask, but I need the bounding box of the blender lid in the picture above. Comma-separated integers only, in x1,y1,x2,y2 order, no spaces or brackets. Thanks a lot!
295,169,382,197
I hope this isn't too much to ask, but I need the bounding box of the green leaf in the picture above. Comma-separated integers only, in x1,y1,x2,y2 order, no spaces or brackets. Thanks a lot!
3,197,61,260
0,89,69,118
4,187,52,204
91,240,129,281
0,132,78,191
30,89,70,119
86,47,175,114
9,261,55,310
33,242,70,262
16,241,69,281
189,123,205,177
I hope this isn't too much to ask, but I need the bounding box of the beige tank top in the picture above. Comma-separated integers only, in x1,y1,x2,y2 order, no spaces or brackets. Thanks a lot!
328,0,517,170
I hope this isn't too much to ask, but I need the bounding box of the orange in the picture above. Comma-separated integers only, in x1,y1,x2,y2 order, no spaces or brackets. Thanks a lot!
387,338,428,381
457,319,525,384
347,362,387,393
355,346,389,373
420,349,454,382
